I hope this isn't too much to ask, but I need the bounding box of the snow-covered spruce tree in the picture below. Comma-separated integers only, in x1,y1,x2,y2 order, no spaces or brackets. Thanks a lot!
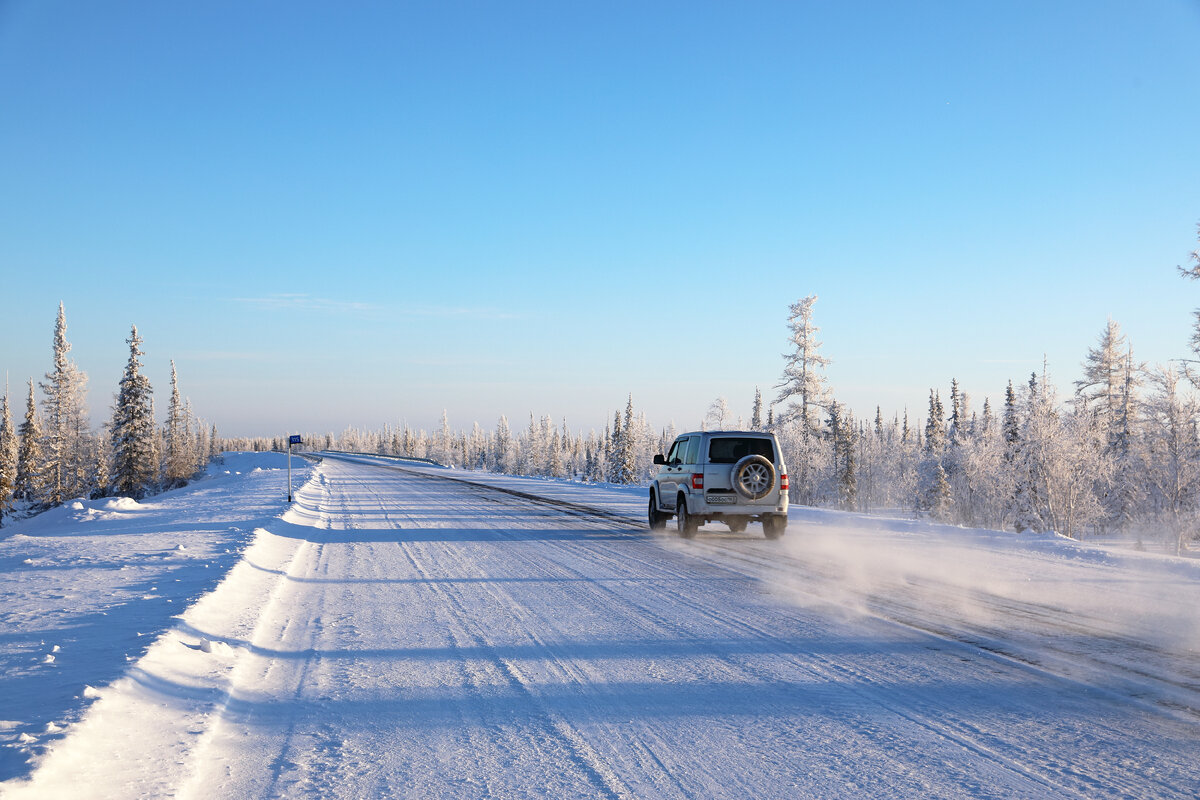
1140,365,1200,555
15,379,46,504
549,428,564,478
955,398,1008,529
1110,350,1147,532
438,410,452,466
163,361,191,486
494,415,511,472
1017,369,1109,539
1075,319,1145,530
827,401,857,510
110,326,157,499
916,390,953,521
774,295,833,505
605,412,620,483
617,394,637,484
39,303,91,506
0,388,17,523
750,387,763,431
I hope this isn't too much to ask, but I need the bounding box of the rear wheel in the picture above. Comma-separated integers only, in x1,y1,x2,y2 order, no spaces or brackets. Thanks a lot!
762,515,786,539
677,495,699,538
648,492,667,531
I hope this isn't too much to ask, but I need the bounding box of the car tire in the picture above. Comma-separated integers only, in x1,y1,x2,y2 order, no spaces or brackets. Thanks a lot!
731,455,776,500
677,495,698,538
762,515,786,539
648,492,667,531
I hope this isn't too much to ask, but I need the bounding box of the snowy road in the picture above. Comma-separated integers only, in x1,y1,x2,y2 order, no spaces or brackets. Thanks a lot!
4,454,1199,798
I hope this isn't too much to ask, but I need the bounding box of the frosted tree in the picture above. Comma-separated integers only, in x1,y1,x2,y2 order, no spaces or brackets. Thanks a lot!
775,295,832,431
917,390,953,520
1178,221,1200,371
955,405,1008,528
164,361,192,485
15,379,45,503
1075,319,1131,425
1140,365,1200,554
110,326,157,498
40,303,91,505
0,388,17,523
1074,321,1144,530
750,388,763,431
705,396,731,430
616,395,637,484
437,410,453,466
827,401,857,510
775,295,832,504
494,415,511,472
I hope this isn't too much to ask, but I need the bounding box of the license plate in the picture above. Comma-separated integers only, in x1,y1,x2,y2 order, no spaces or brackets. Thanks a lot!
706,495,735,504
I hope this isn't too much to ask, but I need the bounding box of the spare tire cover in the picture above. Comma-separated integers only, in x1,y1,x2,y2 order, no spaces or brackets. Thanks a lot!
731,455,775,500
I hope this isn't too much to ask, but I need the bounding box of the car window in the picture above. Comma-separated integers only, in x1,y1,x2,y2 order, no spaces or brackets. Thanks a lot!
684,436,700,464
666,439,686,465
707,437,774,464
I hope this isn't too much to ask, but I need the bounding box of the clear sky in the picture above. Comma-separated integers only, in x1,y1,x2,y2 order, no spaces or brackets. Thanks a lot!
2,1,1199,438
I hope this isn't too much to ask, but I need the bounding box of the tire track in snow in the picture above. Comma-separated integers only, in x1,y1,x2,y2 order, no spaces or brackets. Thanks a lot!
339,466,637,800
355,461,1195,799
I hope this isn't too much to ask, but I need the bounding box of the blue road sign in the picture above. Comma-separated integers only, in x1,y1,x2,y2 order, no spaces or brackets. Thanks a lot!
289,434,302,445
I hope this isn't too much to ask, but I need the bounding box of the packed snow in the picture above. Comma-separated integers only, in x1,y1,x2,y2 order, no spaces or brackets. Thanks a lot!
1,451,1197,798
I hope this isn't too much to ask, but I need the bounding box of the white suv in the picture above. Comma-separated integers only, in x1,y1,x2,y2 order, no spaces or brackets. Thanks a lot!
648,431,789,539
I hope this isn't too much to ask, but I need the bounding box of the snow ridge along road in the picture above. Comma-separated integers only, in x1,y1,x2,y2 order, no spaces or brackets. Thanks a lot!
3,453,1198,798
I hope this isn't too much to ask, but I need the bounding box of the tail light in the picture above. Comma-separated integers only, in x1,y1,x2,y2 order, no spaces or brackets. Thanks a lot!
780,473,789,491
691,473,704,490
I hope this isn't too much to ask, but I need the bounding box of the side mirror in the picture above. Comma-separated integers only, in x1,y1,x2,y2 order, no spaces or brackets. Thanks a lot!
652,454,666,465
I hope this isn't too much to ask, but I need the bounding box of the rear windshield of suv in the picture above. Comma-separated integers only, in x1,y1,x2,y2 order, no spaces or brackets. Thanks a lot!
707,437,775,464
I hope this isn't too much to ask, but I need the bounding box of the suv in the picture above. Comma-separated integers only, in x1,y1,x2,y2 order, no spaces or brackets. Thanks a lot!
648,430,789,539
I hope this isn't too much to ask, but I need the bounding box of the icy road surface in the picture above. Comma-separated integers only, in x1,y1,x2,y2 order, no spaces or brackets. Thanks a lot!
3,452,1199,798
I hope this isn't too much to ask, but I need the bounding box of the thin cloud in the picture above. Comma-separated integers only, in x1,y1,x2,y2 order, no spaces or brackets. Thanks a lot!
230,294,378,315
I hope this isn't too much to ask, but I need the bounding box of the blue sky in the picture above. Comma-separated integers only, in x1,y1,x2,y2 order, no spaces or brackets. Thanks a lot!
2,1,1199,438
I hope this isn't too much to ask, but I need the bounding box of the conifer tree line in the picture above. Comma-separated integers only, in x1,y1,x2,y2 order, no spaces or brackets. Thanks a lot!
276,392,669,489
0,305,218,526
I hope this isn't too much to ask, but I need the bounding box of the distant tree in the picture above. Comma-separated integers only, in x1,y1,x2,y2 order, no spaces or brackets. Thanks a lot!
438,410,452,466
827,401,856,510
494,415,511,472
706,396,731,429
15,379,45,503
110,326,157,498
1177,221,1200,370
617,394,637,484
0,388,17,523
40,303,90,505
750,388,763,431
775,295,833,504
548,428,564,478
1140,365,1200,554
1076,319,1131,425
605,412,621,483
917,390,952,520
774,295,832,432
164,361,191,485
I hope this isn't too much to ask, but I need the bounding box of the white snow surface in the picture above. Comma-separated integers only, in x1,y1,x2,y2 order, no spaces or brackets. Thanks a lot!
1,451,1198,799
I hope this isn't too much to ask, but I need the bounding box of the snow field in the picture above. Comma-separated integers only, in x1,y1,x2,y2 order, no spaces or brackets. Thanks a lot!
0,452,313,792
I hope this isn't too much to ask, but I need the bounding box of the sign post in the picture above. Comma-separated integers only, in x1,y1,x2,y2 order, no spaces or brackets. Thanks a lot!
287,434,302,502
